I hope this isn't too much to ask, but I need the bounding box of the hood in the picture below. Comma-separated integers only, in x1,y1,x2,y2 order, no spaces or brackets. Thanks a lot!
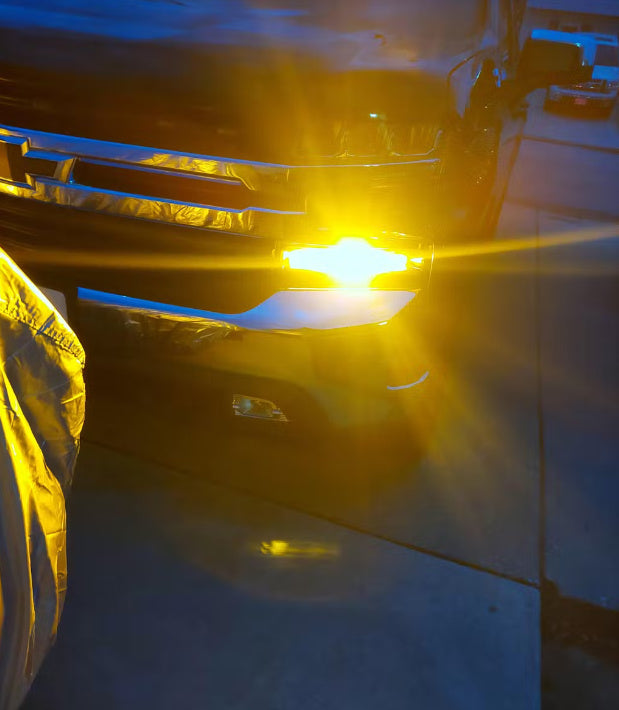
0,1,482,65
0,1,481,160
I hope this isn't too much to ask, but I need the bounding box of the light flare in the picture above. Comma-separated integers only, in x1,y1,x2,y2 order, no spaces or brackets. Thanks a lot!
284,238,409,287
7,223,616,274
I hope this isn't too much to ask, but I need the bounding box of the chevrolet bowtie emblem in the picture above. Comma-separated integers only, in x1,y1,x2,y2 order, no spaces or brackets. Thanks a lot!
0,136,28,184
0,136,60,185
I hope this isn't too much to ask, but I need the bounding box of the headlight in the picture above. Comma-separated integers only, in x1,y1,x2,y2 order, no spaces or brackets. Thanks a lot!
295,121,441,161
283,238,414,288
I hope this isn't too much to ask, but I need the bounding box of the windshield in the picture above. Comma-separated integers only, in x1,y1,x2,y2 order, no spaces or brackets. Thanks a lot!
594,45,619,67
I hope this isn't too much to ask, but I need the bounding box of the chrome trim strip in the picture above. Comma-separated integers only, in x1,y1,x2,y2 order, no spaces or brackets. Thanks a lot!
78,287,417,332
386,370,429,391
0,177,303,235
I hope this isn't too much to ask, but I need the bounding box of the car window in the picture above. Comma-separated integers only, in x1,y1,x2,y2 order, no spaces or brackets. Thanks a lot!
594,45,619,67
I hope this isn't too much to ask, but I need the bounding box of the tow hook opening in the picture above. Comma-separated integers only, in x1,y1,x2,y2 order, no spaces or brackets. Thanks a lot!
232,394,290,423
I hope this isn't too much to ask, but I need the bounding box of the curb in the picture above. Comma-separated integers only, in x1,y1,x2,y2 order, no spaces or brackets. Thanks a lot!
523,134,619,155
504,197,619,223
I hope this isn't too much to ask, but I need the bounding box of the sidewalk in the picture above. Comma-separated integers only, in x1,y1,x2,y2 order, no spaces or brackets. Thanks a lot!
506,99,619,610
538,212,619,611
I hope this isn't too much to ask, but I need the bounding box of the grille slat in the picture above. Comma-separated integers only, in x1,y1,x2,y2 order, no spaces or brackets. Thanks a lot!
71,159,301,212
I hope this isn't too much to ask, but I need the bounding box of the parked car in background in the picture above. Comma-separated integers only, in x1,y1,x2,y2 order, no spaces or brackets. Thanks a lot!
0,1,589,434
545,31,619,116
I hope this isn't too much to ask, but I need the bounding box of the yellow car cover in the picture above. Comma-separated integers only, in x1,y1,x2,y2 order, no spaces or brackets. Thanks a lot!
0,249,85,710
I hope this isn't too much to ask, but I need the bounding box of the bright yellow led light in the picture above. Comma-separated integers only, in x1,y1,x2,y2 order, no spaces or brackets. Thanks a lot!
284,238,409,287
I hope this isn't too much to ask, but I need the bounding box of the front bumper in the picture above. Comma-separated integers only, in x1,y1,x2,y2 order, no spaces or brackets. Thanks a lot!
0,122,435,430
78,287,432,430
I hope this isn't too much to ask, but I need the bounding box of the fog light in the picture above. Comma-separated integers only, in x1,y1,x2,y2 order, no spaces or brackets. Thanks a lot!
284,238,410,288
232,394,289,422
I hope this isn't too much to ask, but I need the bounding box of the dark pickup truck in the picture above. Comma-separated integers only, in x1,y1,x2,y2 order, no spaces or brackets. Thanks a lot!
0,1,586,431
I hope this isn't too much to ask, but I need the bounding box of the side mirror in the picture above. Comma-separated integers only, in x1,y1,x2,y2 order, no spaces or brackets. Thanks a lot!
517,38,593,88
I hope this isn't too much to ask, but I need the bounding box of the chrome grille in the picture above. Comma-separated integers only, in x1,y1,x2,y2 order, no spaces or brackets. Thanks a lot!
71,159,302,212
